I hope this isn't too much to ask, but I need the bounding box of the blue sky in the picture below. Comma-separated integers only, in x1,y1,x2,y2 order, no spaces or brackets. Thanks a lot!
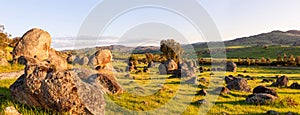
1,0,300,43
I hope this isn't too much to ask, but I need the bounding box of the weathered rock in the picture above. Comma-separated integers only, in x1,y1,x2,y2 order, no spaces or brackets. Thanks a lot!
197,99,207,105
158,63,167,74
10,58,107,114
213,87,230,94
66,54,76,64
226,61,237,72
73,56,81,64
47,48,68,70
12,28,51,61
226,78,251,92
89,49,112,67
4,106,21,115
246,93,277,104
0,58,9,66
197,89,207,96
199,78,207,83
262,79,274,83
290,82,300,89
173,68,195,78
79,56,89,65
147,61,155,68
186,61,194,67
253,86,278,97
165,59,178,74
266,110,279,115
126,62,135,72
271,75,289,87
225,76,236,84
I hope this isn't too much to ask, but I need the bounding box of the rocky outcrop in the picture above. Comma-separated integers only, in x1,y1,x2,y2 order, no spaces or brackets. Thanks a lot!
246,93,277,105
271,75,289,87
226,62,237,72
226,77,250,92
159,59,178,74
11,28,68,70
9,57,123,114
290,82,300,89
89,49,112,67
12,28,51,61
253,86,278,97
246,86,278,105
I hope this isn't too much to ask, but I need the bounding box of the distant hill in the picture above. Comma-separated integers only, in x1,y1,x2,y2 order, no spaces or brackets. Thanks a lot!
193,30,300,49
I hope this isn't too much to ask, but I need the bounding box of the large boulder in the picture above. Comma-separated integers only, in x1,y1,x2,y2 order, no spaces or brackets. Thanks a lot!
47,48,68,70
79,56,89,65
271,75,289,87
253,86,278,97
11,28,68,70
12,28,51,61
246,93,277,104
226,62,237,72
290,82,300,89
166,59,178,73
9,57,124,114
226,78,251,92
89,49,112,67
66,54,76,64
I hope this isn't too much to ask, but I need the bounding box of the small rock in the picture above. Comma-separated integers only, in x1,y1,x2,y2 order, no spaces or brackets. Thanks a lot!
197,99,207,104
266,110,279,115
197,89,207,96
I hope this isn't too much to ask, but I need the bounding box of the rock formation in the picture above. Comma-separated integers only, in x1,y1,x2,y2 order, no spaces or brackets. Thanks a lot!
11,28,67,70
12,28,51,61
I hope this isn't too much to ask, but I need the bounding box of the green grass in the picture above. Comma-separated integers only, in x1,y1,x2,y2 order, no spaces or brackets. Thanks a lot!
0,64,25,73
1,61,300,114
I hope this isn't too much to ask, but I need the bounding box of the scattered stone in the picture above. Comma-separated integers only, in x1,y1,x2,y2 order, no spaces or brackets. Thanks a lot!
262,79,274,83
197,89,207,96
165,59,178,74
253,86,278,97
66,54,76,64
213,87,230,94
225,76,236,84
79,56,89,65
4,106,21,115
286,112,297,115
271,75,289,87
237,74,244,77
266,110,279,115
143,67,150,73
199,78,207,83
226,61,237,72
290,82,300,89
226,78,251,92
147,61,155,68
243,70,247,73
246,93,277,105
88,49,112,67
197,99,207,105
73,56,81,64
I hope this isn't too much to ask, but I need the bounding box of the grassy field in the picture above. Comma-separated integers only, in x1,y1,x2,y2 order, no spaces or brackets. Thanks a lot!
1,60,300,114
192,45,300,59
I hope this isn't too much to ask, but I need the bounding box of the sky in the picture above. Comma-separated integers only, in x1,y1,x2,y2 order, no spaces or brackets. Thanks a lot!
1,0,300,48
